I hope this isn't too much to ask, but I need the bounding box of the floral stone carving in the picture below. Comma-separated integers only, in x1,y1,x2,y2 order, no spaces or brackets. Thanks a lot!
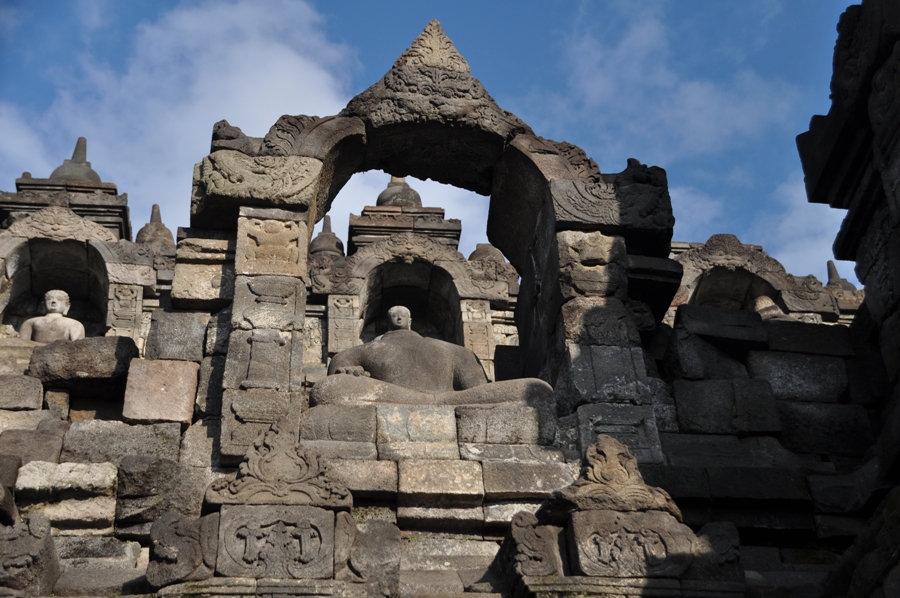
205,418,351,508
3,206,117,242
537,434,682,523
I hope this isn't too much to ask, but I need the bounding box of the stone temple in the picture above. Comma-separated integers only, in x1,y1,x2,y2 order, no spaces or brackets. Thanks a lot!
0,4,897,597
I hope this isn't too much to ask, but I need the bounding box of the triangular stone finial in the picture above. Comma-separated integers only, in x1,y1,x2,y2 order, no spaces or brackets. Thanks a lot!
394,19,470,73
72,137,88,163
322,214,333,234
150,204,162,223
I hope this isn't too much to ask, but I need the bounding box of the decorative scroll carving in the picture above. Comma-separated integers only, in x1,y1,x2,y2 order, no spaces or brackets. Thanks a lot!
569,510,694,578
216,505,334,579
538,435,681,522
3,206,116,242
195,150,322,204
509,512,563,577
146,512,219,589
206,418,351,507
232,276,304,331
263,115,322,156
327,295,360,355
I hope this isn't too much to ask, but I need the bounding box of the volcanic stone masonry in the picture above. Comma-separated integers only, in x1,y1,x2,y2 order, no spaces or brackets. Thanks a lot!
0,5,896,597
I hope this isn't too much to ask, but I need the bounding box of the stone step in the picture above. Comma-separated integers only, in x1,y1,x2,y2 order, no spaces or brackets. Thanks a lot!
52,567,147,596
400,570,464,597
401,538,499,571
55,536,142,571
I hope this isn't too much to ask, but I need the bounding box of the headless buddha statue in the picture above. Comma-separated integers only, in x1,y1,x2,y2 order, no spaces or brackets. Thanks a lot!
309,305,553,407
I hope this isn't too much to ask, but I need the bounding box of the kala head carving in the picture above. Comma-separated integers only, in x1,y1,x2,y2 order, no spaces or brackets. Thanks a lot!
19,290,86,343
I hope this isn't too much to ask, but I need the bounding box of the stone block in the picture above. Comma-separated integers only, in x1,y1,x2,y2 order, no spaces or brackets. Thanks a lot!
123,359,199,425
327,459,397,498
55,536,141,570
301,440,377,460
0,375,42,410
301,404,376,442
399,570,464,596
455,405,540,444
179,417,222,468
557,296,641,347
459,444,564,462
639,463,710,499
398,459,483,506
673,379,734,434
401,538,499,571
0,428,64,464
232,275,305,331
377,405,457,443
116,456,207,529
0,454,21,487
53,567,147,596
216,505,333,578
814,515,866,539
396,506,484,532
171,262,235,310
44,389,70,420
664,327,749,380
205,308,231,355
0,338,41,376
145,310,210,362
707,467,811,500
763,320,854,357
482,500,542,526
576,403,662,463
0,408,53,433
16,461,117,535
482,461,578,499
377,404,458,459
674,379,780,434
61,420,181,464
221,329,293,391
660,433,754,468
676,304,767,350
747,351,848,402
777,402,874,457
0,514,60,595
220,388,301,462
27,336,139,384
648,378,678,433
195,355,225,416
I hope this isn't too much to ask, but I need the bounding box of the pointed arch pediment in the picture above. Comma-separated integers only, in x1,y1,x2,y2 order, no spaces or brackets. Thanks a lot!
2,206,117,243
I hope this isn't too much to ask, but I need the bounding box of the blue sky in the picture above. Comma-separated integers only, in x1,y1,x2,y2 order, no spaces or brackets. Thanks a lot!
0,0,859,284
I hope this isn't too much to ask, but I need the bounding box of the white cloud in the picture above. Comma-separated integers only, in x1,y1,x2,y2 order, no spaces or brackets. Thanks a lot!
670,186,725,244
750,173,859,286
531,5,798,168
0,0,354,233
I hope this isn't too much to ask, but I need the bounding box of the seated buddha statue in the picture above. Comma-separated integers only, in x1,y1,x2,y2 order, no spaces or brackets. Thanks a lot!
19,290,86,343
309,305,553,407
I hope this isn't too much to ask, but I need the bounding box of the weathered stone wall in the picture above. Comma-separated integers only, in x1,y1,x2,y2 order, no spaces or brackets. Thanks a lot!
797,0,900,595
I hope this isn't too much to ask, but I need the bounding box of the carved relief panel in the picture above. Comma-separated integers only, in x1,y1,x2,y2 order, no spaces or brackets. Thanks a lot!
327,295,360,356
216,505,334,579
235,208,309,279
106,284,143,339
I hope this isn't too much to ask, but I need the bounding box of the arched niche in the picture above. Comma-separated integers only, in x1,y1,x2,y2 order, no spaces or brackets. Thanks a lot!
691,266,784,313
0,237,109,336
358,260,462,344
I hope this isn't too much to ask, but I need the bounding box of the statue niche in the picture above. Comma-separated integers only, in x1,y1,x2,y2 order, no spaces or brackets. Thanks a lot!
310,305,552,407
